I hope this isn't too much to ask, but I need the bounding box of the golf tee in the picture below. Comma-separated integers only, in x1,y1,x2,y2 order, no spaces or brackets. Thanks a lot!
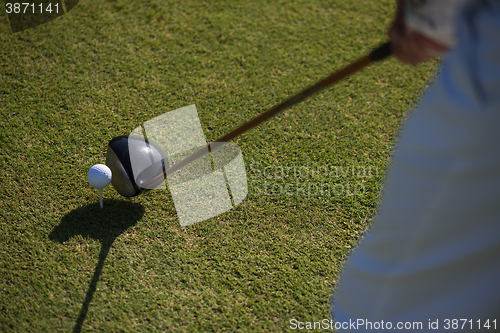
99,188,103,209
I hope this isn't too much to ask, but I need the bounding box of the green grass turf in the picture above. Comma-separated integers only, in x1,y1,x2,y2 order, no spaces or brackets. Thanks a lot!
0,0,438,331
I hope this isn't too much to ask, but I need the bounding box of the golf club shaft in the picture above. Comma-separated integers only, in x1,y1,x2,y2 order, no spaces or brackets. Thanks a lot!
143,41,392,188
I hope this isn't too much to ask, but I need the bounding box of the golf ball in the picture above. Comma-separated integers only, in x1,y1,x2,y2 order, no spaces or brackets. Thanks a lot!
87,164,112,189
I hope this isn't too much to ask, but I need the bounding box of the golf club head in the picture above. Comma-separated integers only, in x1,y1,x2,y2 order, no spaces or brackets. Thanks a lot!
106,135,168,197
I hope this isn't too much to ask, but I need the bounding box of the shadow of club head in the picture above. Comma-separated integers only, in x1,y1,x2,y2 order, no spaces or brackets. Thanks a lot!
49,199,143,333
49,200,144,245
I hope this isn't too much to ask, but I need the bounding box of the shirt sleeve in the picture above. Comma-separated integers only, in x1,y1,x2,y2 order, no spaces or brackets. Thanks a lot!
405,0,478,47
332,1,500,330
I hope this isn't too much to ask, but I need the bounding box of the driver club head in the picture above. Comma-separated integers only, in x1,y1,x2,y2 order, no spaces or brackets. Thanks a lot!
106,135,168,197
104,43,393,197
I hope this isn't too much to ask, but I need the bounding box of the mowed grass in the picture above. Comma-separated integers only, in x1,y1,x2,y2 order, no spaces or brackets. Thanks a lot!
0,0,437,332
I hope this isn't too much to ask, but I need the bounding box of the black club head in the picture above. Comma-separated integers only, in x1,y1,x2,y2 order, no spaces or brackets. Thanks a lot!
106,135,168,197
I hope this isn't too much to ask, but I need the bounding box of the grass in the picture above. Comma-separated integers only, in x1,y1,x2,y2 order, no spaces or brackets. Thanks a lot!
0,0,437,331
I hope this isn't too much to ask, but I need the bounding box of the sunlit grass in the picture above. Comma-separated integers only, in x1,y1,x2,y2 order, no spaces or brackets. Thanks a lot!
0,0,437,331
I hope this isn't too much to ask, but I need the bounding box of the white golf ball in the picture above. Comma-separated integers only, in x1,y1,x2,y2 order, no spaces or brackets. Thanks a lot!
87,164,112,189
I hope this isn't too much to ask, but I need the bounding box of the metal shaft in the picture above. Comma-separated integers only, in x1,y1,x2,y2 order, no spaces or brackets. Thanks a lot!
142,41,392,189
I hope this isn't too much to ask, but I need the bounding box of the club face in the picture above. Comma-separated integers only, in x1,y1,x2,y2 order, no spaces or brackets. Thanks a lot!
106,136,140,197
106,135,167,197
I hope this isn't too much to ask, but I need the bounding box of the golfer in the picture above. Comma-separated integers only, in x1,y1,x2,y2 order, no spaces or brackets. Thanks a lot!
332,0,500,331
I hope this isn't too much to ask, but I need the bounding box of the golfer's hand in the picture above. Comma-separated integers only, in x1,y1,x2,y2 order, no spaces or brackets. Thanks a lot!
389,0,449,65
